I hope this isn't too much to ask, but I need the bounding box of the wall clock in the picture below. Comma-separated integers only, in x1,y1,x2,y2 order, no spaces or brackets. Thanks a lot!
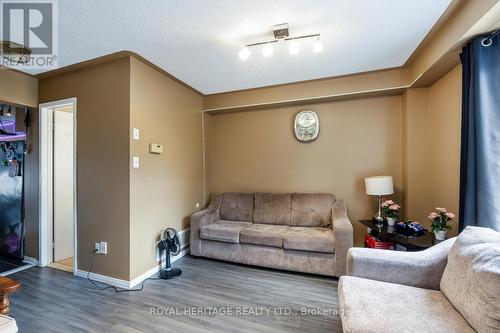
294,110,319,142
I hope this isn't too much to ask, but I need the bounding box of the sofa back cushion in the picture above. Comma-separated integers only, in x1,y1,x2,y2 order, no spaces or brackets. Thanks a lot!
440,226,500,333
253,193,291,225
219,192,254,222
291,193,335,227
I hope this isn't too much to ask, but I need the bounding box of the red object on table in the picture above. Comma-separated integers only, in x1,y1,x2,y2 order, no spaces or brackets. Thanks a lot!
364,234,394,250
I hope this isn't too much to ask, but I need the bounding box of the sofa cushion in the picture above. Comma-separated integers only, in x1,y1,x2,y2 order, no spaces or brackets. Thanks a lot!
283,227,334,253
200,220,252,244
339,276,475,333
0,315,17,333
253,193,291,225
291,193,335,227
219,193,254,222
240,224,290,248
440,226,500,333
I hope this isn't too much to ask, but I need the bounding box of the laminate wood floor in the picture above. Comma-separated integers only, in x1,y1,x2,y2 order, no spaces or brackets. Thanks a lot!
9,255,343,333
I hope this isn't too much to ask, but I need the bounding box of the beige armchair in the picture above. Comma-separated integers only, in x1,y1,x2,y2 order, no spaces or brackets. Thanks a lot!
346,237,455,290
338,226,500,333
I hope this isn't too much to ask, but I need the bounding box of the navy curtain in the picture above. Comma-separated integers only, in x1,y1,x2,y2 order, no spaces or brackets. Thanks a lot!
459,31,500,231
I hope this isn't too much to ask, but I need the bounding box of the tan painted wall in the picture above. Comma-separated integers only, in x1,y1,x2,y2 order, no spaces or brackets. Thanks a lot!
207,96,403,246
429,65,462,236
203,112,212,205
39,57,131,280
401,65,462,234
204,68,409,111
402,89,431,224
0,69,38,107
129,58,204,280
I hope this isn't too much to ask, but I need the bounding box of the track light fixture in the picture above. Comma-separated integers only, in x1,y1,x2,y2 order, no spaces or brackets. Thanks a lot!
239,23,322,60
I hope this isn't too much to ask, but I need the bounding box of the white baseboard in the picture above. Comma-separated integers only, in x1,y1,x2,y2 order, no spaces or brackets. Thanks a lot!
129,247,189,288
76,247,189,289
23,256,39,266
77,228,190,289
76,269,131,289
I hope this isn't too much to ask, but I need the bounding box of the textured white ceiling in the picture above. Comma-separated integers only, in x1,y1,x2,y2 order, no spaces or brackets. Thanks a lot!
38,0,451,94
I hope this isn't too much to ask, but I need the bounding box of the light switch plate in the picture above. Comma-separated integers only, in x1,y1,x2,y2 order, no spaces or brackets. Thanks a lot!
149,143,163,154
133,156,140,168
133,128,140,140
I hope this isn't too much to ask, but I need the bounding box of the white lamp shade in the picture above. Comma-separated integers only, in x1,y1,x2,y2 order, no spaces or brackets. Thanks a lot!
365,176,394,195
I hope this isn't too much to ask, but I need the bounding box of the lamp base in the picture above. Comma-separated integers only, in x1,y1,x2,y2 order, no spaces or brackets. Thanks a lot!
372,195,384,224
372,214,384,223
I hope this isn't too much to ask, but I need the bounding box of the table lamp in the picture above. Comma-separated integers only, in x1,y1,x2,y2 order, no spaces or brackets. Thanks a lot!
365,176,394,222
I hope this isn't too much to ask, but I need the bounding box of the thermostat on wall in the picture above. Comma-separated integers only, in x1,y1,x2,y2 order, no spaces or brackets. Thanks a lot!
149,143,163,154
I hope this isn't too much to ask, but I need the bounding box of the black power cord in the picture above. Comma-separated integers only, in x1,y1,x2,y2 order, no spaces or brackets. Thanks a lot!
87,250,144,293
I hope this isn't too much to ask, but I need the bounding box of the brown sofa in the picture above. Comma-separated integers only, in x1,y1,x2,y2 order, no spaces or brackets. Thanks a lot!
190,192,353,277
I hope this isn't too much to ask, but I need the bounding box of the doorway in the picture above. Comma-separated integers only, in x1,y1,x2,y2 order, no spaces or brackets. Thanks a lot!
39,98,77,275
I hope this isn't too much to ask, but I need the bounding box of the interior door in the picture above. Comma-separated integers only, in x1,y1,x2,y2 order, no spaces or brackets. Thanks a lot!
53,110,74,262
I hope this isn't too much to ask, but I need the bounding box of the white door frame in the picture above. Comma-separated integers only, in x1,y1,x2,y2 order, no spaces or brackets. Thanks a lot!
39,98,77,275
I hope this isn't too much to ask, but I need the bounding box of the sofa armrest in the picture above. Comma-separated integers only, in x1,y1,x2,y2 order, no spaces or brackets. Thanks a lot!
346,237,455,290
332,199,353,276
190,196,221,256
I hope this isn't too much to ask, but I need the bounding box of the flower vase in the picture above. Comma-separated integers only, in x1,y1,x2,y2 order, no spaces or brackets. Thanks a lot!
434,229,447,241
386,217,397,226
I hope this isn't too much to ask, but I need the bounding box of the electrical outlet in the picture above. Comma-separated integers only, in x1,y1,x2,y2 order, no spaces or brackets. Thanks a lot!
196,202,200,210
100,241,108,255
94,242,101,254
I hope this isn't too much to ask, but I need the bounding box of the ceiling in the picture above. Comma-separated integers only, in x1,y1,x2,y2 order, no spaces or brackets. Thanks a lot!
31,0,451,94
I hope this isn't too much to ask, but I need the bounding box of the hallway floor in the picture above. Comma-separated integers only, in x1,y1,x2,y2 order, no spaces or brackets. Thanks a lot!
47,257,73,273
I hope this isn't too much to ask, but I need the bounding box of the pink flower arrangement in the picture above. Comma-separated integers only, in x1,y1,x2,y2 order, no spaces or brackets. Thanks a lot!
381,200,394,207
429,212,439,219
381,200,400,219
428,207,455,233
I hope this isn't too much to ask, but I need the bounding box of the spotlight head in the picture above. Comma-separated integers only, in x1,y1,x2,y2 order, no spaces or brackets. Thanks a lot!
239,47,251,60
